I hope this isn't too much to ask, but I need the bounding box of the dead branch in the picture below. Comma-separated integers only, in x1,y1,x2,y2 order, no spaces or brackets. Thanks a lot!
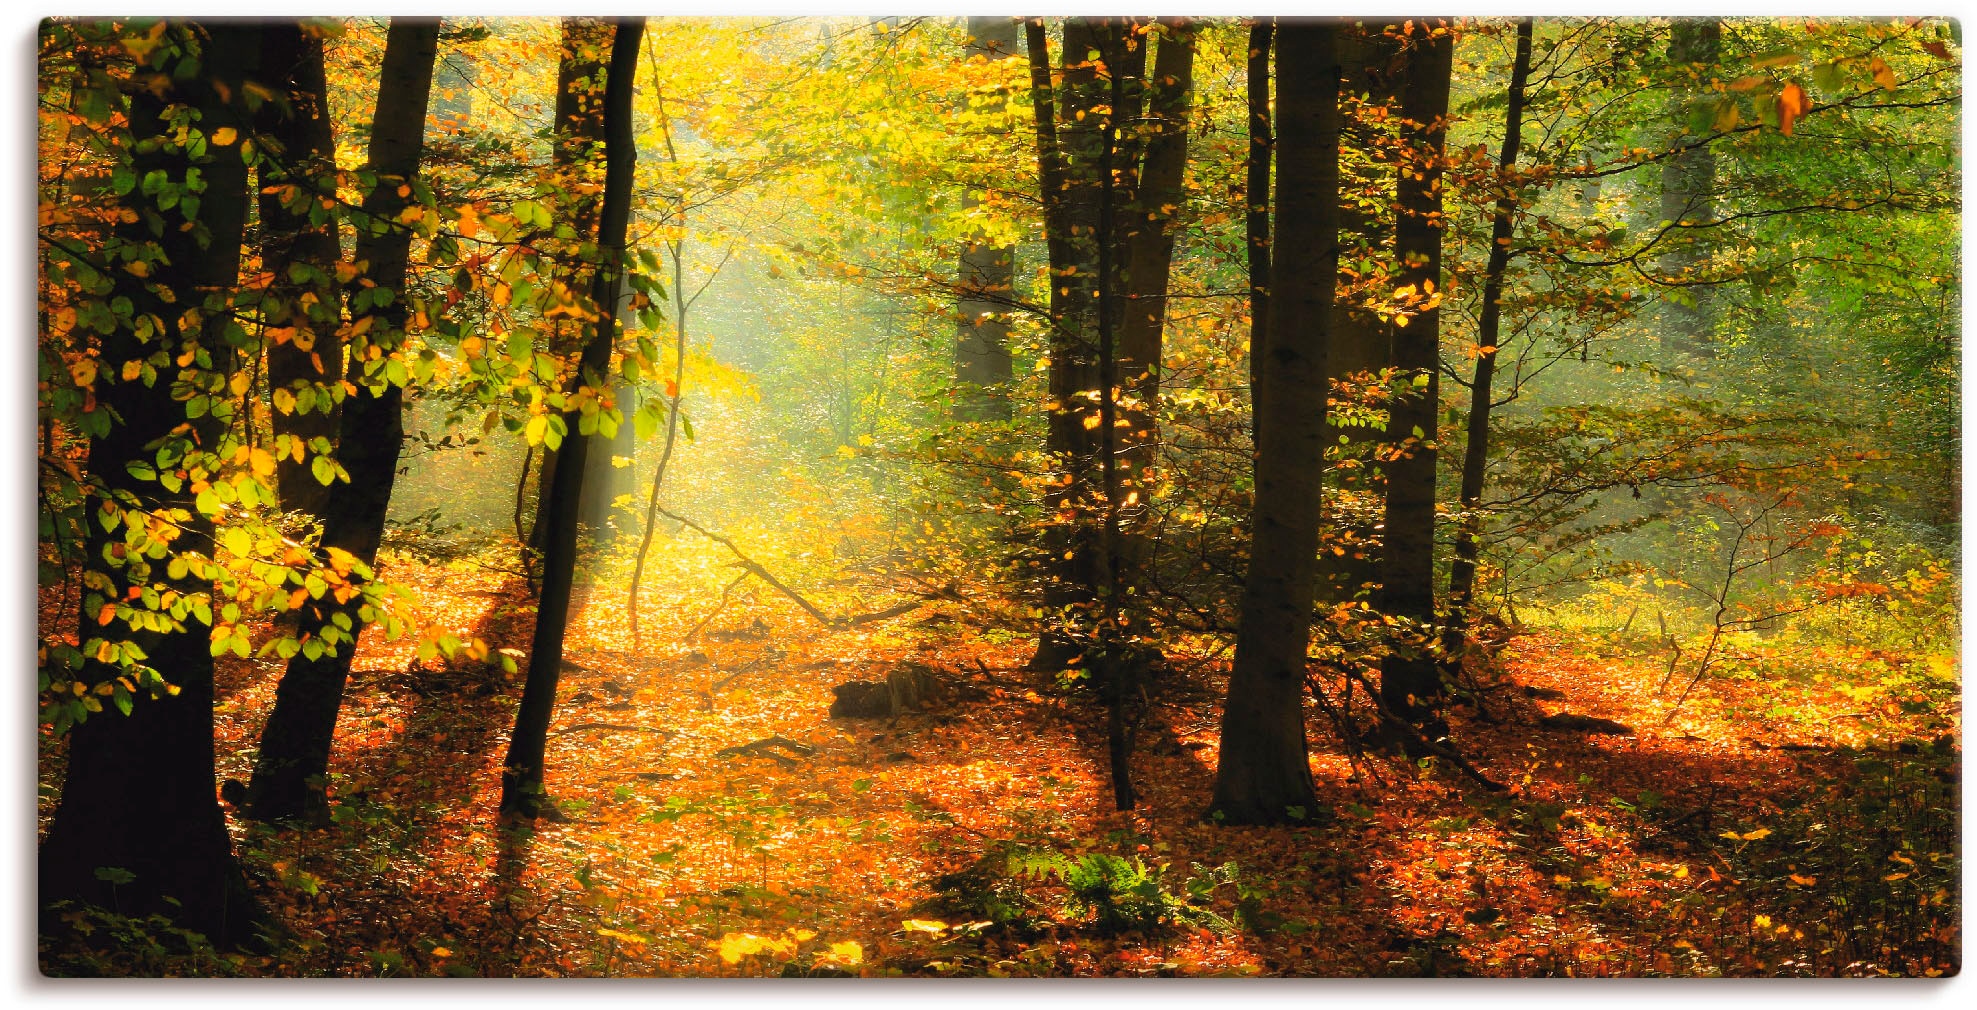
658,506,944,629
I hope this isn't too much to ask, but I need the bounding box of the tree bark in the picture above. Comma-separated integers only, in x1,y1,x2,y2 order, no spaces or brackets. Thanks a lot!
1445,19,1533,654
526,17,617,568
1376,20,1454,737
1210,21,1337,827
1316,19,1403,606
953,16,1018,422
500,17,644,820
245,19,441,823
1659,18,1720,358
256,23,345,521
1026,19,1099,671
1244,21,1272,440
41,20,264,945
1114,19,1195,488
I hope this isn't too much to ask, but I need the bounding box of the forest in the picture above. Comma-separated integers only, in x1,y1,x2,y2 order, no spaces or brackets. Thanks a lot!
33,15,1960,978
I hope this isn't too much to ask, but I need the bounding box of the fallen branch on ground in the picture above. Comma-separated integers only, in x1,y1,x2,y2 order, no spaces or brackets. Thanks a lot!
658,506,954,630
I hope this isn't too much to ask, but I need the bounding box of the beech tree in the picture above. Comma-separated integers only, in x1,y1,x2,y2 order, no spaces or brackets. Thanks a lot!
501,16,646,820
1375,20,1454,741
40,20,267,943
1210,20,1338,826
242,19,442,823
952,17,1019,422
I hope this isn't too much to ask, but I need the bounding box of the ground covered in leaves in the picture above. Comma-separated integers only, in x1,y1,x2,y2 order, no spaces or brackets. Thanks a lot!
38,548,1960,977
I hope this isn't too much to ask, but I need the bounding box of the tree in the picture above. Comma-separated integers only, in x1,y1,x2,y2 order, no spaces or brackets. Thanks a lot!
1445,18,1534,655
1024,18,1109,673
501,16,645,820
1659,18,1722,358
244,18,443,823
952,16,1019,422
1114,19,1196,489
1210,21,1338,826
1315,19,1402,607
255,21,345,522
40,20,266,943
524,17,616,570
1375,20,1454,741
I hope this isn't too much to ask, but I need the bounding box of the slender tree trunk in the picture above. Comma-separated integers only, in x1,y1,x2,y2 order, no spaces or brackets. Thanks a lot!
1026,19,1102,672
245,19,441,823
1210,21,1338,826
1376,20,1454,739
953,16,1018,422
256,23,345,521
501,17,644,820
41,21,264,944
1445,18,1533,655
1115,19,1195,510
1245,21,1272,438
1316,19,1402,606
1659,18,1720,358
526,17,616,569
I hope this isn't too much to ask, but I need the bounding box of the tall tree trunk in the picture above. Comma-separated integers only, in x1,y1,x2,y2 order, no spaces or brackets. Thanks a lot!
1115,19,1195,510
1244,21,1272,438
1659,18,1720,358
1445,18,1533,655
1316,19,1402,607
256,23,345,521
40,21,264,944
501,17,644,820
1376,20,1454,739
1210,21,1338,827
1026,19,1102,672
953,16,1018,422
245,19,441,823
526,17,617,570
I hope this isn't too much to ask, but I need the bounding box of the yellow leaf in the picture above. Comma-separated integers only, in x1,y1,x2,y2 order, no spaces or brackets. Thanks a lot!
1753,914,1772,928
249,448,276,477
430,947,452,958
821,940,863,966
211,126,237,146
1789,873,1817,886
901,919,948,934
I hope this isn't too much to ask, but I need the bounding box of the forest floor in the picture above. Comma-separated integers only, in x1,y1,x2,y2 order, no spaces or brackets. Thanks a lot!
39,551,1961,977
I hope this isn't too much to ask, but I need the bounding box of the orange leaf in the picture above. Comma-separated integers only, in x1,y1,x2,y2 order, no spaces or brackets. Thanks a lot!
1776,82,1811,135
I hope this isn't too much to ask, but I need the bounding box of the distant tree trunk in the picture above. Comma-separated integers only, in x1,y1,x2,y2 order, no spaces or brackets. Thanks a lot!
577,380,634,544
1115,19,1195,505
1659,18,1720,358
1210,21,1338,826
1446,18,1533,654
245,19,441,824
1244,21,1272,435
953,16,1018,422
40,21,264,944
1315,19,1402,607
501,17,643,820
1376,20,1454,740
257,23,345,521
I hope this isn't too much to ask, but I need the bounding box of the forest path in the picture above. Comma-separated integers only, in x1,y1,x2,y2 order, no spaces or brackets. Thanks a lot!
180,558,1958,976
